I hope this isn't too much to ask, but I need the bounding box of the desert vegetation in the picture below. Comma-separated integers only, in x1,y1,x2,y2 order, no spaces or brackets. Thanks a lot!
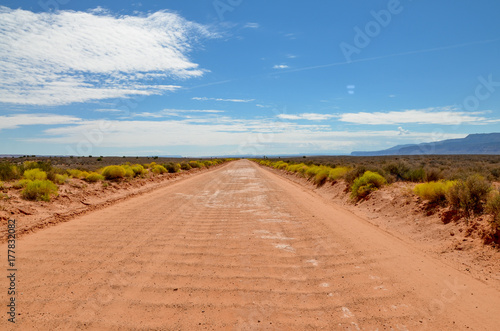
0,157,231,202
253,155,500,231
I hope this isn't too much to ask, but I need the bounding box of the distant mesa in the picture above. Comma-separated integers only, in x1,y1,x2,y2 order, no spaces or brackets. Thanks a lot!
351,133,500,156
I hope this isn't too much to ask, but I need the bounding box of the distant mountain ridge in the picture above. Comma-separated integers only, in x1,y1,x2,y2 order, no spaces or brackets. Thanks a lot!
351,133,500,156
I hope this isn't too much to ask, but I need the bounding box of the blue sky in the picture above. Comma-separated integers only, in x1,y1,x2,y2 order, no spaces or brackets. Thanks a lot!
0,0,499,156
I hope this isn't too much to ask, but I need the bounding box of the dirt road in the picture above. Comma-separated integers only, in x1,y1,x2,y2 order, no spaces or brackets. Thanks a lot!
1,159,499,330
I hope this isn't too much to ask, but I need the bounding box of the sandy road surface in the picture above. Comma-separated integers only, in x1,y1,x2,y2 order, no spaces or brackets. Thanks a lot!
1,159,499,330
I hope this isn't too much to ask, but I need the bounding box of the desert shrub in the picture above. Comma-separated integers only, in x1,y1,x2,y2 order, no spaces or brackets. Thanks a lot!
489,167,500,181
0,181,3,190
424,167,443,182
486,191,500,227
85,172,105,183
164,163,180,173
67,169,90,179
446,174,491,218
23,160,52,172
351,171,386,201
131,164,146,176
13,179,31,189
274,161,288,170
414,180,457,203
121,165,135,178
345,166,367,186
101,165,126,180
54,174,69,184
0,162,21,181
151,165,167,174
305,165,324,179
314,169,330,185
180,162,192,170
384,161,410,181
286,163,303,173
406,168,426,182
328,167,350,181
21,180,58,202
188,160,202,168
24,168,47,181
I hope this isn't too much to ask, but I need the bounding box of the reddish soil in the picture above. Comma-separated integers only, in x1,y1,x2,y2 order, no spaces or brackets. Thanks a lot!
1,159,499,330
266,166,500,292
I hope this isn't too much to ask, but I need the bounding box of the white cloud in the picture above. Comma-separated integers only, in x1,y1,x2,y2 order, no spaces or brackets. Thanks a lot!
277,113,335,121
286,54,297,59
0,6,217,106
243,22,259,29
0,114,81,130
273,64,289,69
338,108,491,125
94,109,123,112
192,97,254,103
133,109,224,118
398,127,410,135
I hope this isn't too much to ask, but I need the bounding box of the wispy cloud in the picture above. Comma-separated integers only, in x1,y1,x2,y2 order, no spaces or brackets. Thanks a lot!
94,109,123,112
192,97,255,103
243,22,260,29
338,107,494,125
273,64,289,69
277,113,335,121
0,6,218,106
133,109,224,118
0,114,81,130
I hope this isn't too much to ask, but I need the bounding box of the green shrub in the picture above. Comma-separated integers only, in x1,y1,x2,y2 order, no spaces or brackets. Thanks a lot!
328,167,350,181
67,169,90,179
345,166,367,186
164,162,181,173
314,169,330,185
101,166,126,180
23,160,52,172
24,168,47,181
351,171,386,201
384,161,410,181
0,162,21,181
188,160,201,168
151,165,167,174
414,180,457,203
180,162,192,170
54,174,69,185
446,174,491,218
85,172,105,183
13,179,31,189
21,180,58,201
406,168,426,182
121,165,135,178
274,161,288,170
131,164,146,176
486,191,500,227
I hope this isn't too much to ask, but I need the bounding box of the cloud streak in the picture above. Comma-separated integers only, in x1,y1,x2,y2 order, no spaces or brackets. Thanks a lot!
0,6,217,106
338,108,493,125
192,97,255,103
